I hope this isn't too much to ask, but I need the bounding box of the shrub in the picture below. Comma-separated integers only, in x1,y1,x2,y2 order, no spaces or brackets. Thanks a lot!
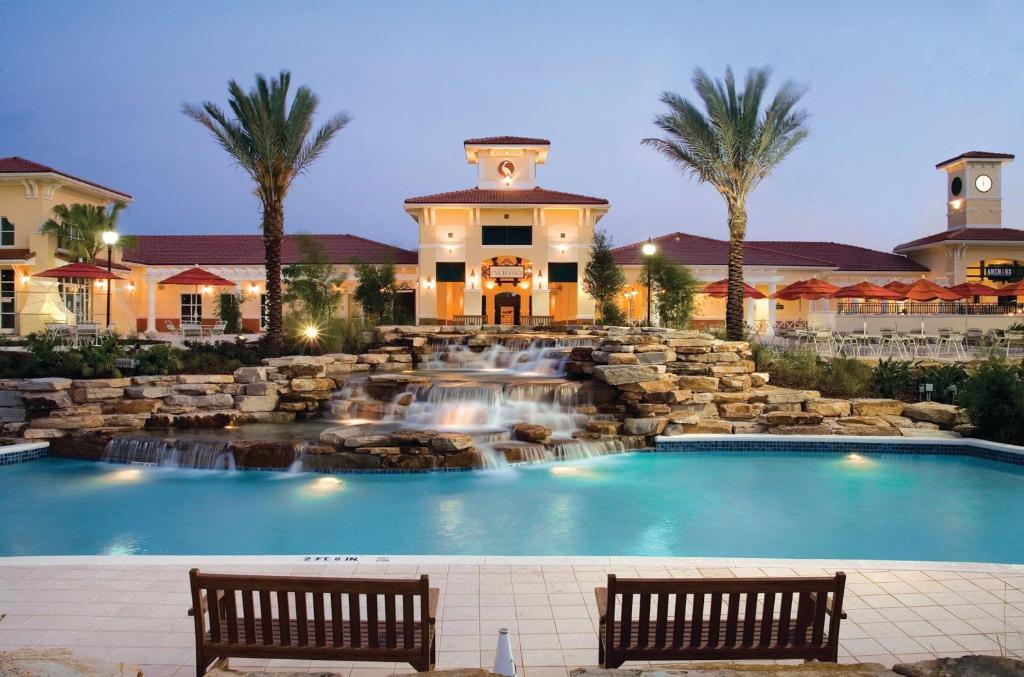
216,293,244,334
134,343,185,375
873,358,915,399
284,314,373,356
917,363,968,404
180,338,267,374
765,348,823,390
74,336,126,378
818,357,874,398
958,357,1024,444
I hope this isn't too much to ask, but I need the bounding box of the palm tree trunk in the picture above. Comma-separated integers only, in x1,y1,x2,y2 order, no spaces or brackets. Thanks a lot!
263,201,285,352
726,203,747,341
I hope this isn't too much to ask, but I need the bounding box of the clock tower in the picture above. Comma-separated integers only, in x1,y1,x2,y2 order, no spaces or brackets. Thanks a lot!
936,151,1014,230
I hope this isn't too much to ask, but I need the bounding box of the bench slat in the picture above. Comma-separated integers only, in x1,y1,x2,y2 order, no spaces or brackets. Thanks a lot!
277,591,291,646
725,592,739,647
403,594,416,649
260,591,273,646
742,592,758,647
224,590,239,645
295,592,308,646
241,589,255,645
690,593,704,648
636,593,651,648
707,593,722,648
670,594,685,647
777,592,793,646
313,593,327,647
349,592,362,647
619,593,632,648
367,593,379,648
654,593,669,648
207,587,222,644
331,593,343,647
760,592,775,647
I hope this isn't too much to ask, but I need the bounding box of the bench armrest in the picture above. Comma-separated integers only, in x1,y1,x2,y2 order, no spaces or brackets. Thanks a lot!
594,587,608,622
810,591,847,620
428,588,440,623
188,589,226,618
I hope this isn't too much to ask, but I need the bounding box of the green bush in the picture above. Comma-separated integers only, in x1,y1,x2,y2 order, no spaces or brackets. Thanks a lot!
918,363,968,404
283,314,373,356
873,358,915,399
134,343,185,375
179,338,268,374
958,357,1024,444
764,348,823,390
216,293,243,334
818,357,874,398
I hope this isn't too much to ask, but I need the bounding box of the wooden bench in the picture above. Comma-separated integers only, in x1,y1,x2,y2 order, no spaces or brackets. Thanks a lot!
189,569,438,676
595,573,846,667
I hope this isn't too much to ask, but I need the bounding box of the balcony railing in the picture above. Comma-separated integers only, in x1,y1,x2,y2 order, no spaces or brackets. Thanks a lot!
836,302,1024,315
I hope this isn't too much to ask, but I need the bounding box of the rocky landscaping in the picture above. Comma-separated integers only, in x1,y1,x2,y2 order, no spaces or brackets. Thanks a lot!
0,325,978,470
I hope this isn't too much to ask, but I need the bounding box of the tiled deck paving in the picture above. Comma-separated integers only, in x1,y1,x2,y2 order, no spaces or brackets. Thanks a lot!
0,559,1022,676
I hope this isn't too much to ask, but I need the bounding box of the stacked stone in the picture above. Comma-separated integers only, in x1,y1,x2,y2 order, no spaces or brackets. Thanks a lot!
315,426,480,470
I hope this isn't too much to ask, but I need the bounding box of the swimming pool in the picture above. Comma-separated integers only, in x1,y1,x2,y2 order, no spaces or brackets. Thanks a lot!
1,451,1022,562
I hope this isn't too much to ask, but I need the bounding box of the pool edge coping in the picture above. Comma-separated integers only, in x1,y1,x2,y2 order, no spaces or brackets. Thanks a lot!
655,433,1024,457
1,553,1022,572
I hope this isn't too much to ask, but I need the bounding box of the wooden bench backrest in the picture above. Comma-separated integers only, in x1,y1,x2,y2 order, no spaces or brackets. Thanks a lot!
606,573,845,660
189,569,431,656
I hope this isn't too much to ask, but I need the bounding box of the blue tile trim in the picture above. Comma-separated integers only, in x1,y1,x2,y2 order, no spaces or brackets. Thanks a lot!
654,439,1024,465
0,446,48,466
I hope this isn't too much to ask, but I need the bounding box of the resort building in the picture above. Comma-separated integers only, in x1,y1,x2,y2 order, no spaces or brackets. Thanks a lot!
1,143,1023,335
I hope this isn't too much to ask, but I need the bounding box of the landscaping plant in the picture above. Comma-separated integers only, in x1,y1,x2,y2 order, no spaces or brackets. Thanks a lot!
283,234,346,330
643,66,809,340
184,71,349,352
216,292,244,334
958,357,1024,445
353,262,398,324
583,229,627,326
872,358,915,399
917,363,968,404
640,254,700,329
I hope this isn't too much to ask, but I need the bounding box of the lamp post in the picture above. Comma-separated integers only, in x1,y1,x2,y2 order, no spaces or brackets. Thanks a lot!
101,230,119,327
641,240,656,326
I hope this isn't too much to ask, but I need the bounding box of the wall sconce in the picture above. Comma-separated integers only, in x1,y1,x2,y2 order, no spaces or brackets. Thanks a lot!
19,275,30,285
519,280,530,290
94,280,106,290
468,269,477,289
126,283,136,292
423,276,434,290
558,245,567,254
249,284,260,295
447,247,454,254
201,285,212,295
485,280,496,290
950,199,963,210
536,270,545,290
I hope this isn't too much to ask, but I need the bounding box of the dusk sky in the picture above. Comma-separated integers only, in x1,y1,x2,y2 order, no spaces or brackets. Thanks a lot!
2,0,1023,252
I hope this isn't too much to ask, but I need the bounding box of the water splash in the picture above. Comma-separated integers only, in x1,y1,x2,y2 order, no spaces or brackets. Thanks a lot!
103,437,237,470
421,339,569,375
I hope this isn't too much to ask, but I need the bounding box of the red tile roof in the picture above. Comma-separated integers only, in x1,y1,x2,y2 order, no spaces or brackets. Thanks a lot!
0,156,131,199
0,249,33,261
894,227,1024,251
751,240,928,272
405,187,607,205
612,232,927,272
122,234,417,266
935,151,1015,169
464,136,550,145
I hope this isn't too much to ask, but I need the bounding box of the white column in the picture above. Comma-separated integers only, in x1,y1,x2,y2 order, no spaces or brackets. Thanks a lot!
146,281,156,332
767,281,777,335
746,297,755,328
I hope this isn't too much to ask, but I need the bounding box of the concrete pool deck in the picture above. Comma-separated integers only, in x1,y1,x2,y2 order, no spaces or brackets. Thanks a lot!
0,556,1022,676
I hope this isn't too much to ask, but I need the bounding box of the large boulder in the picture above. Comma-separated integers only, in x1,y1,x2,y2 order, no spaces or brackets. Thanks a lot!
513,423,552,443
805,398,852,417
675,375,720,393
763,411,824,426
0,647,142,677
851,398,904,416
901,401,964,428
17,377,73,392
594,365,661,385
622,417,667,436
893,655,1024,677
430,433,474,453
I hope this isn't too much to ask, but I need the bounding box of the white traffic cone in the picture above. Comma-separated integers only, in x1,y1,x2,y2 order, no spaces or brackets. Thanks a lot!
493,627,516,677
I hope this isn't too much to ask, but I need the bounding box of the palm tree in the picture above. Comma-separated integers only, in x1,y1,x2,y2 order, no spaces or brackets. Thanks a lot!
643,67,809,340
183,71,350,351
41,202,129,262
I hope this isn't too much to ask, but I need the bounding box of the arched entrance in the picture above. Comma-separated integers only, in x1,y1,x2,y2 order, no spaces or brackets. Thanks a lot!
493,291,521,325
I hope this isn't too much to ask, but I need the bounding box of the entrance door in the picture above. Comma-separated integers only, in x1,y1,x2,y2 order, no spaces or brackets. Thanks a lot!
494,292,520,325
0,270,14,333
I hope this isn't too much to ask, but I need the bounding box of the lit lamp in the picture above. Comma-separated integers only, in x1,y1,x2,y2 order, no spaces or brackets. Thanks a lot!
537,270,545,290
101,229,119,327
468,269,477,290
641,240,657,326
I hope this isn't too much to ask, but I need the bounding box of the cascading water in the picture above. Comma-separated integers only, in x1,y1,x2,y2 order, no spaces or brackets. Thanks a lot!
102,437,237,470
420,338,569,375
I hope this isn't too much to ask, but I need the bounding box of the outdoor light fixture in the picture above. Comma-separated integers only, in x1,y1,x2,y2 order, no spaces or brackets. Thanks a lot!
125,283,135,292
485,280,496,290
249,284,260,295
19,275,29,285
423,277,434,290
201,285,212,295
468,269,477,289
950,199,963,210
519,280,529,290
919,382,934,402
303,325,320,340
101,229,119,327
642,239,657,326
537,270,545,290
558,245,567,254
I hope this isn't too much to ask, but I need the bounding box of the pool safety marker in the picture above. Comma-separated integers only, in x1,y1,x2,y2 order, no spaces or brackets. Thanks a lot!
493,628,516,677
300,555,393,563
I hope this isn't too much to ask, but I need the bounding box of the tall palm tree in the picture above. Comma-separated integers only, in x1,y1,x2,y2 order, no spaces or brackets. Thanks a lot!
183,71,349,350
643,67,809,340
41,202,129,262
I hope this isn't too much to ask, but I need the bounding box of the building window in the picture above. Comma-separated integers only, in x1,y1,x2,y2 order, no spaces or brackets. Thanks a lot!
260,293,268,330
436,262,466,283
0,218,13,247
549,262,578,283
482,226,532,246
58,278,92,324
180,293,202,323
0,270,14,331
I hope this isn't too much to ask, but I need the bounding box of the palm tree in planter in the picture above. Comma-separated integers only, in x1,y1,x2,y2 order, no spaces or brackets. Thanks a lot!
643,67,809,340
184,71,350,351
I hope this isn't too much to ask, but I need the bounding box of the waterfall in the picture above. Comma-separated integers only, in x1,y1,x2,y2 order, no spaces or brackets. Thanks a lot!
103,437,237,470
420,339,569,375
549,438,626,461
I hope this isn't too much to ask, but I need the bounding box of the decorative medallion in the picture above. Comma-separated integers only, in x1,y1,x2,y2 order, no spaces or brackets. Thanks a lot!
497,160,516,178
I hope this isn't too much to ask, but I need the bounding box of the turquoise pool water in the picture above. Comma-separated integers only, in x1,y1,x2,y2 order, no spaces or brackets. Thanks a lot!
1,452,1022,562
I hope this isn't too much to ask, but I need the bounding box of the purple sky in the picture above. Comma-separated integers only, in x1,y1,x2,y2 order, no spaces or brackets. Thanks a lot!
2,1,1023,252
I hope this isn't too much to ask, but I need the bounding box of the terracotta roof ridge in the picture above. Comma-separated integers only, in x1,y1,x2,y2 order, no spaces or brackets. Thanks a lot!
0,156,132,199
739,241,837,267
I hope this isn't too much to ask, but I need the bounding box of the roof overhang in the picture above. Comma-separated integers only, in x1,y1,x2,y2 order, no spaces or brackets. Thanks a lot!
894,239,1024,254
0,172,132,203
464,144,549,164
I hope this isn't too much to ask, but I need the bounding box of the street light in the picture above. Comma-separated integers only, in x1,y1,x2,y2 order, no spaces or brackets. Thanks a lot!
101,230,119,327
641,240,656,326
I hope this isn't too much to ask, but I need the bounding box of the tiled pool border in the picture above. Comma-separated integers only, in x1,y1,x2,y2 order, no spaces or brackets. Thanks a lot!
0,441,48,465
655,434,1024,465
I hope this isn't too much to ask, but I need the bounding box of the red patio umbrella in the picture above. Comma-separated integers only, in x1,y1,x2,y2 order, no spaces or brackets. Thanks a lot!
159,267,235,287
884,280,911,294
829,282,905,300
701,278,766,299
901,279,961,302
994,281,1024,297
948,282,999,298
35,261,124,280
773,278,840,300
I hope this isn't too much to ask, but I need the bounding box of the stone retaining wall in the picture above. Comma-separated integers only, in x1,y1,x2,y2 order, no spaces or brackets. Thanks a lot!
0,348,414,454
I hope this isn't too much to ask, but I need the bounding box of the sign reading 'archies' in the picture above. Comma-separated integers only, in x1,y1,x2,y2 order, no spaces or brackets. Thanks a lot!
983,263,1023,282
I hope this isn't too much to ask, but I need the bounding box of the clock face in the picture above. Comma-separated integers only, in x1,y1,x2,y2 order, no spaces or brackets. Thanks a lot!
976,174,993,193
950,177,963,196
497,160,516,178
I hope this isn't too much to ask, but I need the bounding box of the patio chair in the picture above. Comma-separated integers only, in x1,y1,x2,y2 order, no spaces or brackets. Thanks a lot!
811,329,834,356
182,322,204,342
76,322,100,346
207,321,227,341
878,327,908,358
936,331,966,360
965,328,984,348
164,321,179,336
